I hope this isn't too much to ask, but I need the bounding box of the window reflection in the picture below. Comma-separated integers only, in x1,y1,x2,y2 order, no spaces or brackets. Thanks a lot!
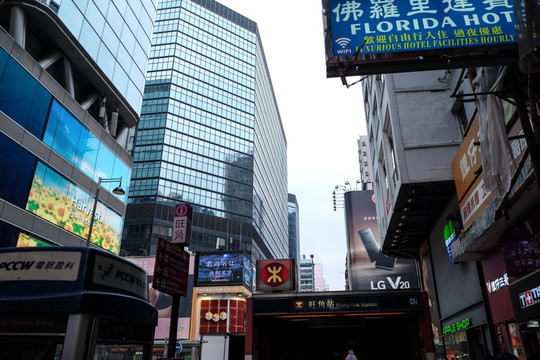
43,101,130,202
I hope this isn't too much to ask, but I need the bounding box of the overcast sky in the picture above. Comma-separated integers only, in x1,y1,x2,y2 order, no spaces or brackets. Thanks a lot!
217,0,367,290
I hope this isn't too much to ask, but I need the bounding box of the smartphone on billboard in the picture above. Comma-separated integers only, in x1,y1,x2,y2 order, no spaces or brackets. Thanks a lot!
375,251,397,271
358,228,380,262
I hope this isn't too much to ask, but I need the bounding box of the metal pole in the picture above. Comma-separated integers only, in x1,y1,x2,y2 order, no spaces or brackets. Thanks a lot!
167,295,181,358
87,178,102,247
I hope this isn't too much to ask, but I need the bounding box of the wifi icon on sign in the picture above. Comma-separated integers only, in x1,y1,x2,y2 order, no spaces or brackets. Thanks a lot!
336,37,351,48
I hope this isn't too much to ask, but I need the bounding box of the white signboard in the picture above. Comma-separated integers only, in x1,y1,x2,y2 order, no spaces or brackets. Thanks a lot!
173,204,192,245
93,254,148,299
0,251,81,281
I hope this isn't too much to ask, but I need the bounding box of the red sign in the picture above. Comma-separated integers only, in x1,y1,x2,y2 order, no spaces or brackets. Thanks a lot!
153,238,189,296
260,262,289,287
173,204,192,245
256,259,295,292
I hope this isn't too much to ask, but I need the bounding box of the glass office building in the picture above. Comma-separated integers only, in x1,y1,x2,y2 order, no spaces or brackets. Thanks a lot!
34,0,155,115
0,0,156,250
122,0,288,262
288,193,300,265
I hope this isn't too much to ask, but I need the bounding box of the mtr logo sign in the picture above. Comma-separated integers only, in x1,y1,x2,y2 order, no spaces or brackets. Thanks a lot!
257,259,296,292
261,263,289,287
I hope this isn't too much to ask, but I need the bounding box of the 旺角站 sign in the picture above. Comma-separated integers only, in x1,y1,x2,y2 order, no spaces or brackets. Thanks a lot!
328,0,516,57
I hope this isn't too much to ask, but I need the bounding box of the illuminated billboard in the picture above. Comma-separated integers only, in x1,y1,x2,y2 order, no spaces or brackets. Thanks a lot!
344,190,419,291
25,162,124,254
195,252,253,289
17,233,52,247
322,0,518,77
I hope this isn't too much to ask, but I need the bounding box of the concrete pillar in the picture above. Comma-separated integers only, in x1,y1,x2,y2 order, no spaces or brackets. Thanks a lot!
63,58,75,97
9,5,27,47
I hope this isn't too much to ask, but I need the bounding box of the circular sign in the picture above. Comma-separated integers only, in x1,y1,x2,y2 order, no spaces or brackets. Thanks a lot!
176,342,182,354
175,204,188,216
261,262,289,286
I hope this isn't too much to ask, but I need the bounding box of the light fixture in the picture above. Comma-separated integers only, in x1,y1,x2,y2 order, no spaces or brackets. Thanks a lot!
86,177,125,247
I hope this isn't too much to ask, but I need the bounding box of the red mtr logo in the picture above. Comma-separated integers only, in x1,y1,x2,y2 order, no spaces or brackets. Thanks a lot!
261,263,289,287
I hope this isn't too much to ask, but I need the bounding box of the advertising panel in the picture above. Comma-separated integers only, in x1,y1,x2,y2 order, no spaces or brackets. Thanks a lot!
453,103,525,230
509,269,540,323
344,190,419,291
452,115,481,203
25,161,124,254
322,0,518,77
195,252,253,289
16,233,52,247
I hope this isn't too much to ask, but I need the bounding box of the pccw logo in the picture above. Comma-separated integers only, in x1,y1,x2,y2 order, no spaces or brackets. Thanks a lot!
98,264,114,280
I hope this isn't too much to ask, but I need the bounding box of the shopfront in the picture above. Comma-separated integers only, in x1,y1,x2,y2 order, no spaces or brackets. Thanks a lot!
509,269,540,359
426,199,495,359
499,206,540,359
0,247,157,360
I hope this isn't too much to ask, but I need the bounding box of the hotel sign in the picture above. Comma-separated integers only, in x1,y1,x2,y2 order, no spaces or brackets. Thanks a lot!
322,0,518,77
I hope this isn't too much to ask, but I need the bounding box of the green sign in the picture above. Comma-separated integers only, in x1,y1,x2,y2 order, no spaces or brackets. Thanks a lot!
443,318,470,335
444,219,456,264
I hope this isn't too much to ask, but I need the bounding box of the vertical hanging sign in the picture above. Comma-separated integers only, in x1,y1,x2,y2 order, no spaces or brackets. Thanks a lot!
173,204,192,245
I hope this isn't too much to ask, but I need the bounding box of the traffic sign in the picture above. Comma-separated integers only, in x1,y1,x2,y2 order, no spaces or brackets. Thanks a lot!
152,238,189,296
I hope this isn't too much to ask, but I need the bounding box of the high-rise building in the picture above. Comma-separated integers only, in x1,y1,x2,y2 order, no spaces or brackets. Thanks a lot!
0,0,156,251
288,193,300,265
313,263,327,291
121,0,288,263
357,135,373,190
298,254,315,292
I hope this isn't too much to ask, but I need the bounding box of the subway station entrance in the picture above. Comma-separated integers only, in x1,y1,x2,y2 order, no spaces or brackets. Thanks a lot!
249,290,432,360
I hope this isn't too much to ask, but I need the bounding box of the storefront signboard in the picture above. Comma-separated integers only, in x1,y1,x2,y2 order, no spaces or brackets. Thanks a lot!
509,269,540,322
322,0,518,77
443,318,471,335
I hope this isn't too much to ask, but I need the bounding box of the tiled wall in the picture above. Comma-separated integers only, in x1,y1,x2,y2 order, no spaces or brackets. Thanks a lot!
199,299,245,334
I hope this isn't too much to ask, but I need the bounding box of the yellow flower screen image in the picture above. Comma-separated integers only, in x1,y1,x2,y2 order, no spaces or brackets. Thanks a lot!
17,233,52,247
26,162,122,254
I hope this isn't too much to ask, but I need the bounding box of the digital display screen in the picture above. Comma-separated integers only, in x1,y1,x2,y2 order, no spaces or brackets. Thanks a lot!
25,162,123,254
196,252,252,288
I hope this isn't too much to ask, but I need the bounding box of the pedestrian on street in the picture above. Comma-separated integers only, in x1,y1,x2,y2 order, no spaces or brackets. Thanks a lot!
342,340,360,360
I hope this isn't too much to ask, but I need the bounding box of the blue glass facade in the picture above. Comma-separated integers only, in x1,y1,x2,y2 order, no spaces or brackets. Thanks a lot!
39,0,157,113
123,0,288,261
0,32,130,252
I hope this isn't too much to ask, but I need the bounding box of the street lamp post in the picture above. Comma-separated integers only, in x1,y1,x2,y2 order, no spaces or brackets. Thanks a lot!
86,177,125,247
